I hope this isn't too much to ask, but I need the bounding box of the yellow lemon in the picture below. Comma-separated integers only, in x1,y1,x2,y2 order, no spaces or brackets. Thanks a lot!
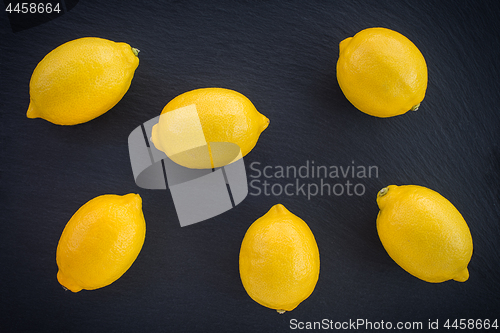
151,88,269,169
27,37,139,125
239,204,320,313
376,185,473,283
56,194,146,292
337,27,428,117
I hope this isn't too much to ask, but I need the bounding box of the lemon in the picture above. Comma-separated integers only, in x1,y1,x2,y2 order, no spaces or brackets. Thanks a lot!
337,27,428,117
239,204,320,313
151,88,269,169
56,194,146,292
376,185,473,283
27,37,139,125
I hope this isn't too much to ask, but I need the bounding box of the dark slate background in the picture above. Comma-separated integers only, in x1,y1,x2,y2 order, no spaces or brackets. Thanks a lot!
1,1,499,332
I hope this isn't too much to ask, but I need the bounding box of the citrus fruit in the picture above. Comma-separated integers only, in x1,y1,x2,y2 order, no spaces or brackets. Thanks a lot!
27,37,139,125
150,88,269,169
376,185,473,283
56,193,146,292
337,27,428,117
239,204,320,313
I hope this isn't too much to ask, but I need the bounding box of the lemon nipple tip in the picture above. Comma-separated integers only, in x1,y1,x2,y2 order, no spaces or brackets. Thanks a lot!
57,271,83,293
261,115,270,131
270,204,290,216
27,102,38,119
339,37,352,52
453,268,469,282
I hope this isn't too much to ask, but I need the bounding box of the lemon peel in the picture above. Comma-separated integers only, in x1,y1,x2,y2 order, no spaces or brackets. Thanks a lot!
56,193,146,292
27,37,139,125
337,28,428,117
376,185,473,283
151,88,269,169
239,204,320,313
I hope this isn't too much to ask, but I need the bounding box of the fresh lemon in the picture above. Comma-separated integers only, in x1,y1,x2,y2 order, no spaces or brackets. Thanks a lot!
27,37,139,125
239,204,320,313
151,88,269,169
337,27,428,117
56,194,146,292
376,185,473,283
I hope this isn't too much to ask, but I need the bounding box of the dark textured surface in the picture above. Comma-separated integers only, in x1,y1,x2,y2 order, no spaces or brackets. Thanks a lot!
1,1,499,332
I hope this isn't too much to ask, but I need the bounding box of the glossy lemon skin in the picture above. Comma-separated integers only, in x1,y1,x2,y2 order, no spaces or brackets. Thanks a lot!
337,28,427,117
239,204,320,313
151,88,269,169
376,185,473,283
27,37,139,125
56,194,146,292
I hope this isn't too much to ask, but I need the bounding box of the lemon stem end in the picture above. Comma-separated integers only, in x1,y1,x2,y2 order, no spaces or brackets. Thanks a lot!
410,103,420,112
132,48,140,57
277,310,286,314
378,187,389,197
